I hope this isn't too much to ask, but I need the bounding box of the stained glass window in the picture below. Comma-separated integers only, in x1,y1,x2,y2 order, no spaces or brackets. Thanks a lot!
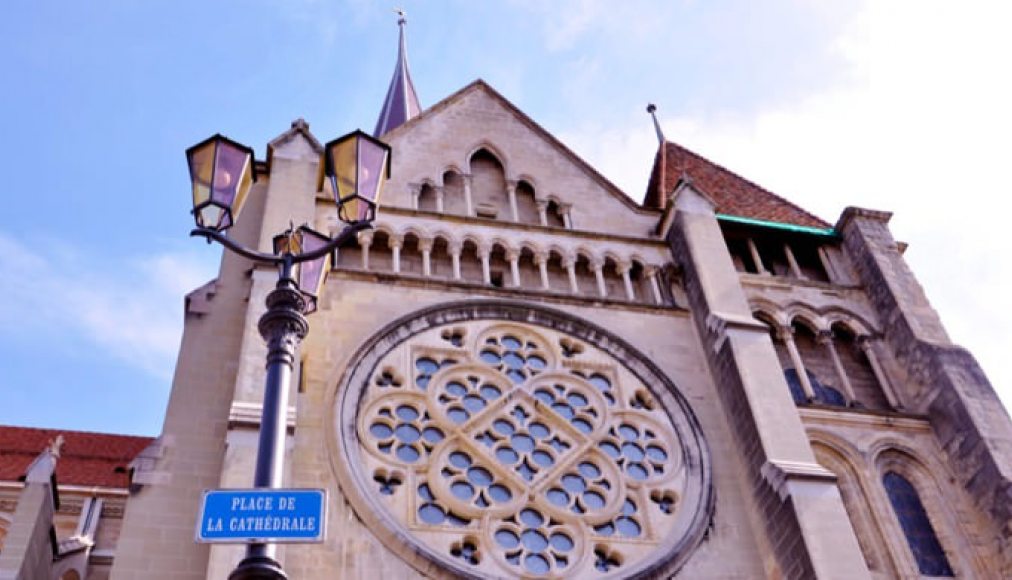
882,472,954,576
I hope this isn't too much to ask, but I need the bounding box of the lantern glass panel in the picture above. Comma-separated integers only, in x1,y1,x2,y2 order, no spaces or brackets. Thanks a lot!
328,138,358,202
212,141,254,220
189,141,215,209
199,205,230,231
356,138,388,206
297,227,332,303
273,230,304,257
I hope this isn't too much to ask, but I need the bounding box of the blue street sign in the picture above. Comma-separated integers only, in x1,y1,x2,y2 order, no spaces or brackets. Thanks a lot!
196,488,327,543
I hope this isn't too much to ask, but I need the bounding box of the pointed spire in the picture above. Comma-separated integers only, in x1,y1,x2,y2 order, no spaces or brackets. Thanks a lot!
374,10,422,137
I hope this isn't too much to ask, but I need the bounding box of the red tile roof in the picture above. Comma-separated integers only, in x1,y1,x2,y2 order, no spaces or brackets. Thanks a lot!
644,141,829,228
0,426,154,489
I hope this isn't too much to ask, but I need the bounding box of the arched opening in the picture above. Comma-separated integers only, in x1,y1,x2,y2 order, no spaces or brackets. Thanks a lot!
754,312,805,404
602,257,624,300
546,200,566,228
515,180,539,224
517,247,541,289
443,170,467,215
882,472,954,576
370,231,394,273
334,232,362,270
488,243,510,288
630,261,652,303
792,320,846,406
573,253,596,296
400,233,424,276
430,237,454,279
832,323,888,409
418,183,438,212
470,149,509,220
546,250,569,292
812,443,895,576
459,239,483,283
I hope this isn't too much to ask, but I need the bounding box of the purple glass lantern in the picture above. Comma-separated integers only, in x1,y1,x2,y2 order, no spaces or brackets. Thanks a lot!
272,225,333,314
321,130,391,224
186,134,256,232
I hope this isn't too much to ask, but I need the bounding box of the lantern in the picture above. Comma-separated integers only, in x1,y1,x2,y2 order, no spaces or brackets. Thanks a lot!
321,130,391,224
186,134,256,232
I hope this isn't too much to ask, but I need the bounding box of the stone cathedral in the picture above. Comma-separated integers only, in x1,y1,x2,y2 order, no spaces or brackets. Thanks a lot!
2,20,1011,580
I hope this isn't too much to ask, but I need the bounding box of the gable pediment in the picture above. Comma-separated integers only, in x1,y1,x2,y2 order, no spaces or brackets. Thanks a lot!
380,80,659,236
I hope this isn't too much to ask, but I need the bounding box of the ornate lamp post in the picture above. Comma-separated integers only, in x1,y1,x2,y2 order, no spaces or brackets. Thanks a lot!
186,130,391,580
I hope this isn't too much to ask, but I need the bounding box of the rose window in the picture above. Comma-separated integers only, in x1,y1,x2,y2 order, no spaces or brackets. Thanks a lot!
336,313,711,578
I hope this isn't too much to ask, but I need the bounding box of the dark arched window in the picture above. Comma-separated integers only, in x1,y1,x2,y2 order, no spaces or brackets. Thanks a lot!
882,472,954,576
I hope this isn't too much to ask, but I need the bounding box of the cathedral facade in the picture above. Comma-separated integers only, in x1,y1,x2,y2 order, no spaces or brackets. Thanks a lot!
3,21,1011,580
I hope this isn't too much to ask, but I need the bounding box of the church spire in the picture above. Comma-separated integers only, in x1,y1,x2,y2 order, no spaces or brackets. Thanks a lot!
374,10,422,137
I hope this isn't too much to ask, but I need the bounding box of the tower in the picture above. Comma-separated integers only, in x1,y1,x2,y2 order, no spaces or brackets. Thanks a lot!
100,19,1012,580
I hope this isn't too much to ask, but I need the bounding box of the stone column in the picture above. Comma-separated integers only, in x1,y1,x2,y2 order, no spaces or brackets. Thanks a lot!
857,336,901,409
435,187,445,213
420,238,433,277
644,265,663,305
617,260,636,301
818,330,857,404
389,235,403,274
563,254,579,294
560,203,573,229
536,200,549,226
817,246,840,284
478,244,491,285
784,244,805,279
779,326,816,401
747,238,768,275
506,248,521,287
590,258,607,297
534,251,551,290
357,230,373,271
506,180,519,222
462,174,474,217
409,183,421,210
665,185,869,579
449,242,463,281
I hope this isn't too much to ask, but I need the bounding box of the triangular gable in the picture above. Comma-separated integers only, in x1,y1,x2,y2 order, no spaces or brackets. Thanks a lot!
383,79,657,214
266,118,324,168
645,141,829,228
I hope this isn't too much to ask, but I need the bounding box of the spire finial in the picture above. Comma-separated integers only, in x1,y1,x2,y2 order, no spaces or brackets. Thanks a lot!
647,103,665,144
374,10,423,136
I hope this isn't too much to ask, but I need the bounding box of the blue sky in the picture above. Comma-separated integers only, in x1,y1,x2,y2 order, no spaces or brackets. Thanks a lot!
2,1,1009,435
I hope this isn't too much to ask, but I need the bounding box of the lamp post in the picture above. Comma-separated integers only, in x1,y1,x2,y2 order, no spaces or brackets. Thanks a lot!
185,130,391,580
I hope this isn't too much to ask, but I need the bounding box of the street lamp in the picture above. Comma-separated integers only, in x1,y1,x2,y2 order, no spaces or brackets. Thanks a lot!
186,130,391,580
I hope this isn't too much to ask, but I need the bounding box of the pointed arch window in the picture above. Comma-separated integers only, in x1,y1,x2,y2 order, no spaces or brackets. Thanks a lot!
882,472,954,576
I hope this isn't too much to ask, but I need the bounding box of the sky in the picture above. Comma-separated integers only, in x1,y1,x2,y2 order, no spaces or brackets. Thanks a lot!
1,0,1009,436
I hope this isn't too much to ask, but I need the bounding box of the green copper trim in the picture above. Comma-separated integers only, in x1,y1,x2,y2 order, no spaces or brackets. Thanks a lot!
716,213,836,237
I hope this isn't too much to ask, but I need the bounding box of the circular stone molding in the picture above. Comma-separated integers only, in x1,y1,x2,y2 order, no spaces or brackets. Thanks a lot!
330,301,713,578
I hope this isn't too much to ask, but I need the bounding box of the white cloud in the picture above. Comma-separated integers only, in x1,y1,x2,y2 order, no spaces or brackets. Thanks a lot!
562,0,1012,407
0,232,218,380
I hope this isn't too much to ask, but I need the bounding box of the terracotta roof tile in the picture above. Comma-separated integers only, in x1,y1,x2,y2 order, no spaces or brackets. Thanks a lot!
0,425,154,489
645,141,829,228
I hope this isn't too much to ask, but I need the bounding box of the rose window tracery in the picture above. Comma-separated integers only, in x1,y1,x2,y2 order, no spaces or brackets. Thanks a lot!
337,313,711,578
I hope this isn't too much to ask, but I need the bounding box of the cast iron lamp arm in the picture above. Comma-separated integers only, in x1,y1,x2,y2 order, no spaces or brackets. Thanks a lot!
189,221,370,266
